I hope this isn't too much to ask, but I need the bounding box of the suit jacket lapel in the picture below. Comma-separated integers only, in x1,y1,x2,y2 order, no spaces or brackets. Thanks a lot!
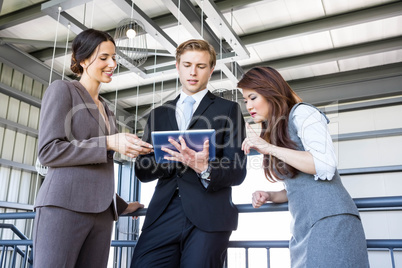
71,80,108,135
188,91,215,129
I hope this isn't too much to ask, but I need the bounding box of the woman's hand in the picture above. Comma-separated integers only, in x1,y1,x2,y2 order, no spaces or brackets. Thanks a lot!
121,201,144,219
252,191,271,208
242,123,272,155
162,136,209,174
252,189,288,207
243,123,317,174
107,133,153,158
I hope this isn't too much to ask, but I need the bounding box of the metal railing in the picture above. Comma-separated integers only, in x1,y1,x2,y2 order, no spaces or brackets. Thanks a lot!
0,224,32,268
1,196,402,268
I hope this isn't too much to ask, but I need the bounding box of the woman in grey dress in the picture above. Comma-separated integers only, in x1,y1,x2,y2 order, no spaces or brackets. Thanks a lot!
237,66,369,267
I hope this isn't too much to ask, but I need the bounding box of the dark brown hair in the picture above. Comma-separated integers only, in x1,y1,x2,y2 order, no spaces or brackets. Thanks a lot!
176,39,216,69
70,28,115,76
237,66,302,182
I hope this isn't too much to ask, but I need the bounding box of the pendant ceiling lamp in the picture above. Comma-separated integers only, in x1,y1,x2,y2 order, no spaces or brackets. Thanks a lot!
114,18,148,67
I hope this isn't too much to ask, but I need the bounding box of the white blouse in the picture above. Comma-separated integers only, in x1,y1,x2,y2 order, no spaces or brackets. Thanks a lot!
292,105,337,181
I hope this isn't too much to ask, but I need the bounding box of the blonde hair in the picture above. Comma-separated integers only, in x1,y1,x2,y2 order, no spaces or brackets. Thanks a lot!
176,39,216,68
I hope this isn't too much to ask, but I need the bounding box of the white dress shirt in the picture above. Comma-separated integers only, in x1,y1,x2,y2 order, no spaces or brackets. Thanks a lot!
292,105,337,181
176,88,210,188
175,88,208,130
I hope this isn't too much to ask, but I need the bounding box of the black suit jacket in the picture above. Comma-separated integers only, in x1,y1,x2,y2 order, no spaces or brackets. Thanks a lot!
135,91,247,232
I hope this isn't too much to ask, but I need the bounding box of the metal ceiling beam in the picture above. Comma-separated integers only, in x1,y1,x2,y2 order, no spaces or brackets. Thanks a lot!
241,1,402,46
14,37,171,64
0,43,64,86
127,71,402,131
194,0,250,60
319,96,402,114
219,62,244,85
289,62,402,105
140,33,400,83
288,62,402,91
101,1,402,79
298,75,402,106
0,0,264,43
113,0,177,55
162,0,226,52
0,37,67,48
215,0,275,13
0,0,267,33
4,0,246,81
41,0,92,34
101,37,402,101
102,79,179,101
243,36,402,71
112,0,179,78
113,62,402,114
142,51,237,75
0,2,44,30
147,0,270,30
2,1,399,45
30,47,69,61
30,46,172,63
2,0,399,82
41,0,150,78
101,70,227,101
162,0,246,83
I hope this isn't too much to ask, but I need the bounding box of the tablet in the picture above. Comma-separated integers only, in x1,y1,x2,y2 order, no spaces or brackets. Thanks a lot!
151,129,216,163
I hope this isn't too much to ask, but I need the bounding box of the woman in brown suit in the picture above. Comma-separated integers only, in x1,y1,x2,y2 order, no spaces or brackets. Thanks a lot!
33,29,153,268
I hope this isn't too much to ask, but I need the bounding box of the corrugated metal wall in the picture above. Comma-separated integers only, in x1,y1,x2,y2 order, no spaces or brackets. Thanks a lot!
0,62,44,241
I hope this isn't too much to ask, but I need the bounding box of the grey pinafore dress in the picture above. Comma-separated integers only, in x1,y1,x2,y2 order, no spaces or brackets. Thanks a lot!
283,103,369,268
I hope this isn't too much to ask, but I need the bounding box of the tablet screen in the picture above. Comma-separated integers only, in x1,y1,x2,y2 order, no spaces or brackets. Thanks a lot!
151,129,216,163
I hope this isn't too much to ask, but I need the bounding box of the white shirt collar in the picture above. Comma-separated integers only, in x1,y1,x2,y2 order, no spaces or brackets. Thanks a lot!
176,88,209,130
179,88,208,105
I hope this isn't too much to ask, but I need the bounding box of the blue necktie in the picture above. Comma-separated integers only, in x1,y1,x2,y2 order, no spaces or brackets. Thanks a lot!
182,96,195,130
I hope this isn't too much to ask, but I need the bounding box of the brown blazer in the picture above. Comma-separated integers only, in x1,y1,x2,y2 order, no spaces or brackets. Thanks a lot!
35,80,127,219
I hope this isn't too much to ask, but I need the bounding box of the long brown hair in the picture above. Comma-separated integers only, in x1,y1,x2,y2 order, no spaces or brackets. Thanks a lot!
237,66,302,182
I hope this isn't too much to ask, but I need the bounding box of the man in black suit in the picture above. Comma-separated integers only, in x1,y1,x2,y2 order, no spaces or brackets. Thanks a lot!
131,39,247,268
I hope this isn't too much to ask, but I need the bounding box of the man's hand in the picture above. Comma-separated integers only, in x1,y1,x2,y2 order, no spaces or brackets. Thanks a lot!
161,136,209,173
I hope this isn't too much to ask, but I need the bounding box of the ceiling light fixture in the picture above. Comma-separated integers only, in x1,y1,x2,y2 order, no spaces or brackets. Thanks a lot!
114,0,148,69
114,18,148,68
